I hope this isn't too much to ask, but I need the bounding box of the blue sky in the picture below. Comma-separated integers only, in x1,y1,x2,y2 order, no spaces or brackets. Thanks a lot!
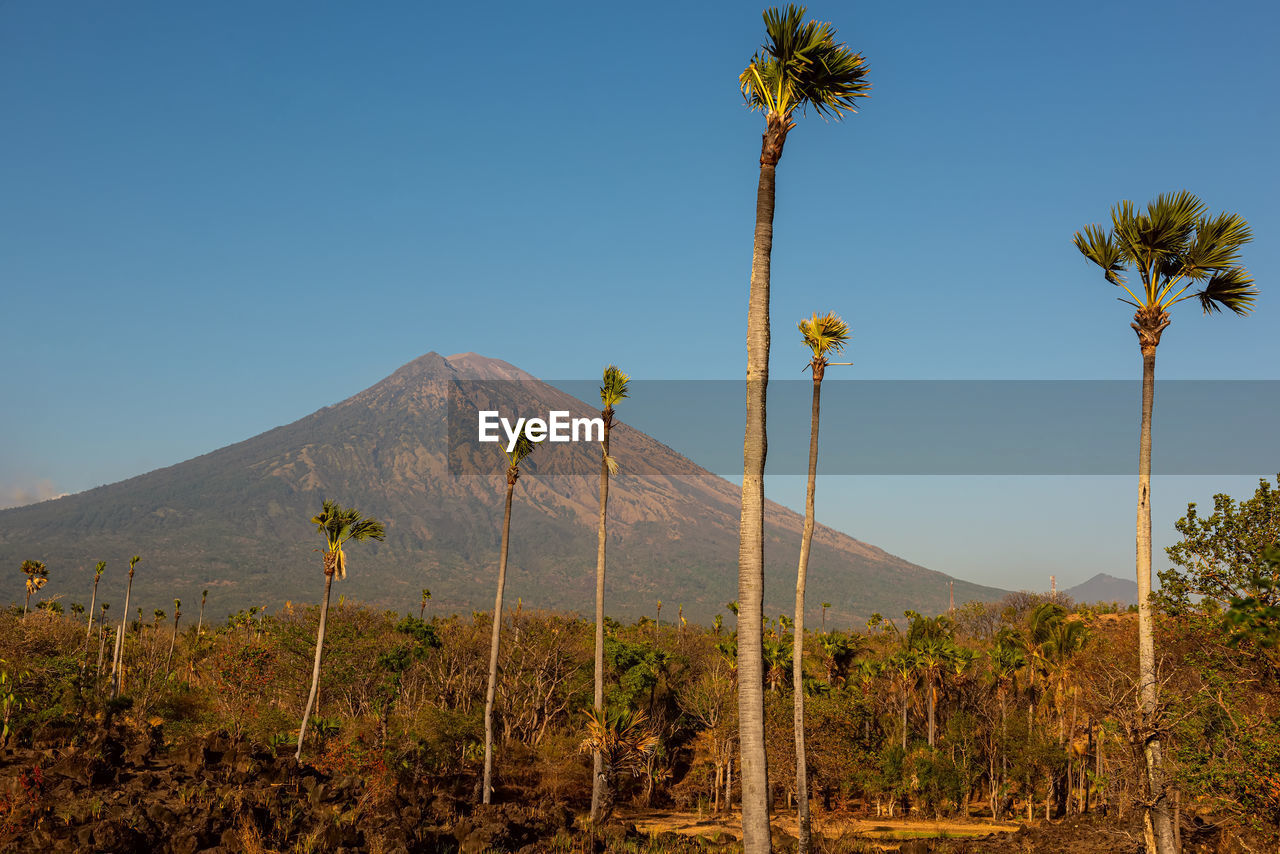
2,1,1276,591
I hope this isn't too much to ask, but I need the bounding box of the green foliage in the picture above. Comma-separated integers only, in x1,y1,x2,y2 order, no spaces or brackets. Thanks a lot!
1161,475,1280,614
1223,545,1280,654
604,636,666,711
1074,191,1257,315
740,5,871,121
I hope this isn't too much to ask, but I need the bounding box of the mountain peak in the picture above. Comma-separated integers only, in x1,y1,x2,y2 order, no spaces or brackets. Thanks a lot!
445,353,538,382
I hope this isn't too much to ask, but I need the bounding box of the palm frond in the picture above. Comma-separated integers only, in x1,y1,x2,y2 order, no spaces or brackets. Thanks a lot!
1145,191,1204,250
798,311,850,359
1073,224,1127,289
1181,211,1253,278
600,364,630,407
1196,267,1257,315
506,431,537,468
579,707,659,777
603,453,619,476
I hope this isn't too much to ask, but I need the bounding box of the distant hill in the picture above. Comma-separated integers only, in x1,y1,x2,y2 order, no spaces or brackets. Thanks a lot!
0,352,1006,624
1064,573,1139,606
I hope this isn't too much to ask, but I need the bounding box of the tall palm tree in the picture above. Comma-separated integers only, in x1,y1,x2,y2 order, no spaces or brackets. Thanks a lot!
419,588,431,620
887,649,916,752
737,12,869,849
1074,192,1256,854
591,365,630,826
20,560,48,617
295,501,385,761
111,555,140,697
790,312,849,851
482,431,537,804
85,560,106,640
914,636,951,749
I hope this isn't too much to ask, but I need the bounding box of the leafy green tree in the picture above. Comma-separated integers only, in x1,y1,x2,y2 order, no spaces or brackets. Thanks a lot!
1074,191,1257,854
591,365,629,825
1222,544,1280,662
1161,475,1280,614
20,560,47,617
295,500,386,761
737,9,869,850
482,430,536,804
790,312,849,847
376,616,442,745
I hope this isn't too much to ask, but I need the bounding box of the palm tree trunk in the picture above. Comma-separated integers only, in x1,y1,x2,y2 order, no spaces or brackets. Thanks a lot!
901,687,908,752
23,591,30,617
1136,344,1175,854
792,370,823,853
296,570,336,761
110,622,123,688
483,475,517,804
739,122,784,853
165,612,180,676
590,419,613,825
927,681,936,748
113,572,135,698
95,625,108,680
86,579,99,642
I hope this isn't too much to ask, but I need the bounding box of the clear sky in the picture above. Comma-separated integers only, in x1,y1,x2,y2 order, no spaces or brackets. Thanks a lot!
2,1,1277,592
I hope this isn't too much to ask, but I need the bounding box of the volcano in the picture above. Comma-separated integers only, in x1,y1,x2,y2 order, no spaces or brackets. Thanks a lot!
0,353,1004,623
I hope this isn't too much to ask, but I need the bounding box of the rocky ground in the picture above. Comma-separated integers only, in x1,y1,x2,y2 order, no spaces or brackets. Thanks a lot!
0,728,1267,853
0,727,574,853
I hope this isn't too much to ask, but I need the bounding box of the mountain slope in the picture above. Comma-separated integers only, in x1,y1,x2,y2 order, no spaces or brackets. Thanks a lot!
0,353,1005,623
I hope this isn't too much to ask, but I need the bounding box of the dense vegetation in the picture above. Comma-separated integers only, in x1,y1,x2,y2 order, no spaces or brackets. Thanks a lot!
3,471,1277,851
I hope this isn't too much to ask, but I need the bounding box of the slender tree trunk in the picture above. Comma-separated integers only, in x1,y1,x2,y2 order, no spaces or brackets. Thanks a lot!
792,368,823,853
110,623,123,689
113,571,135,698
23,591,30,617
727,752,734,813
739,118,786,854
1135,340,1176,854
1084,718,1093,814
591,416,613,825
86,579,99,642
296,568,336,761
901,688,908,752
483,473,517,804
927,681,936,748
165,611,181,676
1173,788,1181,854
197,597,206,637
95,625,108,680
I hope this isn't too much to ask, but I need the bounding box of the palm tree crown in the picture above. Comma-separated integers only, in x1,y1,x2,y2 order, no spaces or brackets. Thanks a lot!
311,500,387,579
1073,191,1256,347
740,5,870,164
799,311,850,375
600,365,630,410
